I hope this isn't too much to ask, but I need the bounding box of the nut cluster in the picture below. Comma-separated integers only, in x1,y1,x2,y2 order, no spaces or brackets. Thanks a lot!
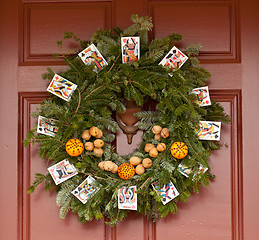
82,126,104,157
98,161,118,173
152,125,169,141
129,156,153,175
144,142,167,158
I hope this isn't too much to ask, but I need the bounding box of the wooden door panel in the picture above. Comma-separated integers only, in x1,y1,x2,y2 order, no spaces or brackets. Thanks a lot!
148,0,240,63
3,0,259,239
20,1,112,65
18,90,242,240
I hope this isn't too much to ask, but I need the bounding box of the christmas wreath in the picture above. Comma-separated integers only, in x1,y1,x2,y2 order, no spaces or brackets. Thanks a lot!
24,15,230,226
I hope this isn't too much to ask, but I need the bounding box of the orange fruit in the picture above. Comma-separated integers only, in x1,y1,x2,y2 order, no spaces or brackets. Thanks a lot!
118,163,135,180
65,138,84,156
170,142,188,159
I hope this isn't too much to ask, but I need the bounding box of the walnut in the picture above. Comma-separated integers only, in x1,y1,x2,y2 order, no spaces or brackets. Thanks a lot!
98,161,105,170
89,126,99,137
93,147,103,157
154,134,161,141
95,129,103,138
135,164,145,175
157,143,166,152
84,142,94,151
129,156,142,165
110,163,118,173
81,130,91,140
94,139,104,148
152,125,162,135
104,161,114,171
144,143,155,153
149,148,158,158
142,158,153,168
161,128,169,138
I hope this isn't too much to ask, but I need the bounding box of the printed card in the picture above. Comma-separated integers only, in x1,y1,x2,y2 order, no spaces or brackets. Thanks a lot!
48,159,78,185
47,74,77,102
152,181,179,205
37,116,58,137
196,121,222,140
191,86,211,107
71,176,99,204
118,186,137,210
192,165,209,180
178,163,192,177
121,37,140,63
159,46,188,69
78,44,108,71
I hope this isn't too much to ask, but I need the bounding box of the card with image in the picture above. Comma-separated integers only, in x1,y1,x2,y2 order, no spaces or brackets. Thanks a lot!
48,159,78,185
72,176,99,204
178,163,192,177
47,74,77,102
196,121,221,140
121,37,140,63
191,86,211,107
78,44,108,71
37,116,58,137
159,46,188,69
152,181,179,205
118,186,137,210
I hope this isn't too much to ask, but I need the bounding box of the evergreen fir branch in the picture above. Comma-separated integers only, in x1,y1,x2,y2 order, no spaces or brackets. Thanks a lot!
139,29,149,45
134,111,161,119
131,14,153,31
27,173,49,194
60,196,73,219
63,31,80,41
130,85,144,106
169,202,178,215
23,128,37,147
185,43,202,57
42,67,55,80
179,190,191,202
122,23,139,36
131,80,156,98
83,84,107,100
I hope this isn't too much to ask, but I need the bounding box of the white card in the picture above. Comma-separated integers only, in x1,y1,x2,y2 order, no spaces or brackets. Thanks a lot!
48,159,78,185
37,116,58,137
159,46,188,69
118,186,137,210
121,36,140,63
191,86,211,107
196,121,221,140
78,44,108,71
47,74,77,102
152,181,179,205
71,176,99,204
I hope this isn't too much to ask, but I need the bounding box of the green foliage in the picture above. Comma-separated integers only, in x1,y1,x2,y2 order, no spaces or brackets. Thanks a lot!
24,14,230,225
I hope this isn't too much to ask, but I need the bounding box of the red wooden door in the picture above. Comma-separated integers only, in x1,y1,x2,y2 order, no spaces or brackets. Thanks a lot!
1,0,258,239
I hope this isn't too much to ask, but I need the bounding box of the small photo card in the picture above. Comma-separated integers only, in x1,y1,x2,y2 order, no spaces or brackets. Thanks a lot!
121,36,140,63
72,176,99,204
48,159,78,185
196,121,222,140
178,163,192,177
78,44,108,71
47,74,77,102
118,186,137,210
37,116,58,137
191,86,211,107
152,181,179,205
159,46,188,69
